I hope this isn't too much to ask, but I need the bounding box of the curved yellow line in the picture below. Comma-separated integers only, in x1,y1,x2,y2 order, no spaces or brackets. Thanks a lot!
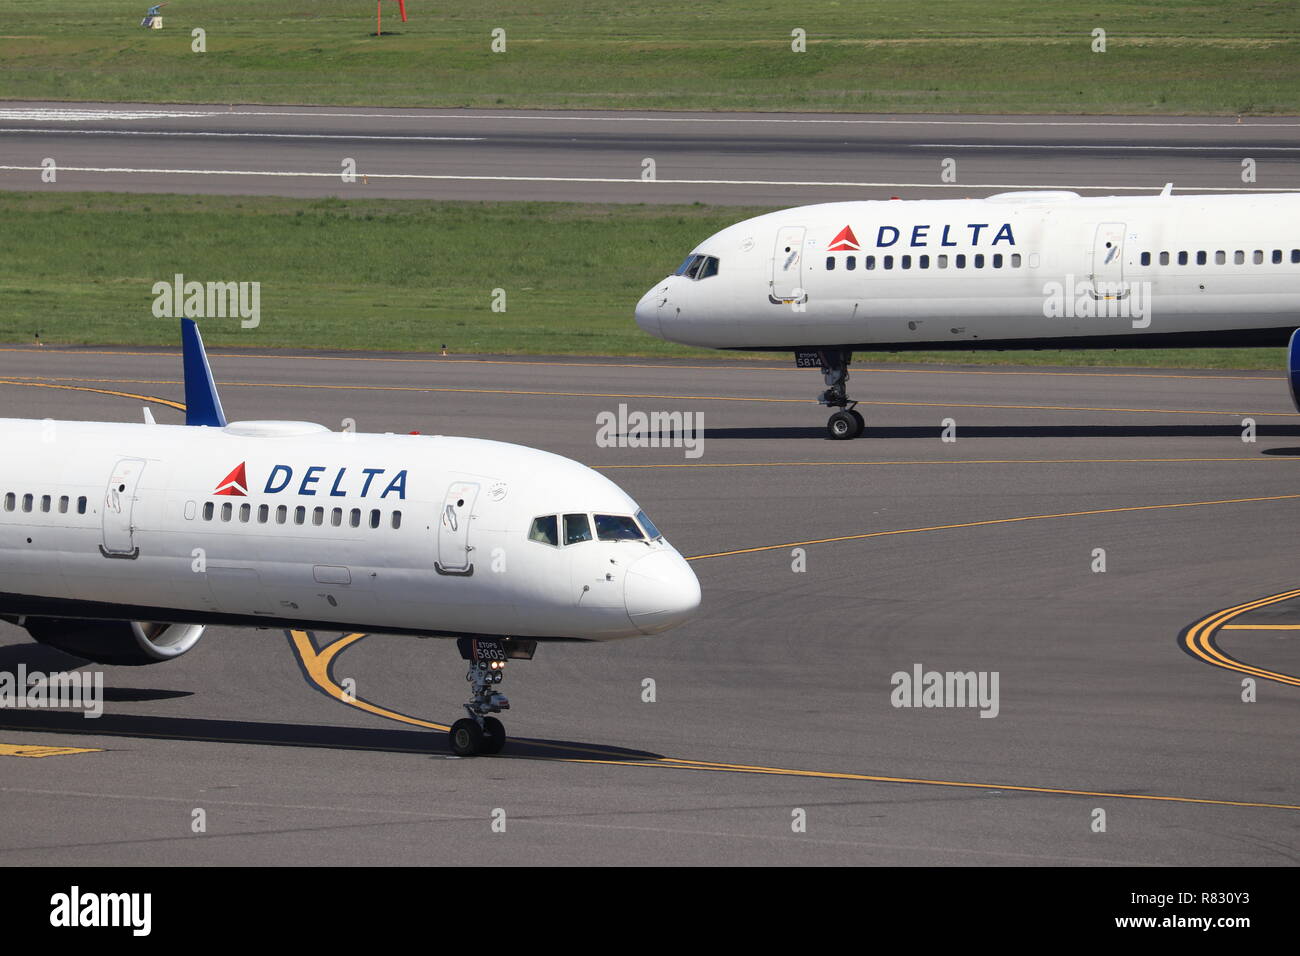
1182,590,1300,686
0,379,185,411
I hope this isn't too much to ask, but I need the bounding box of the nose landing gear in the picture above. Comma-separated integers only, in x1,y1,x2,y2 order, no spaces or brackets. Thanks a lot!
447,637,536,756
810,348,863,439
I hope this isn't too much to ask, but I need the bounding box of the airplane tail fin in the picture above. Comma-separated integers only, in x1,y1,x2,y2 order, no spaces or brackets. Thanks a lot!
181,319,228,427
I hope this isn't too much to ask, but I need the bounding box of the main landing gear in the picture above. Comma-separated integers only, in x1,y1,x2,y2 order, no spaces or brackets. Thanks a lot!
811,348,863,440
447,636,536,756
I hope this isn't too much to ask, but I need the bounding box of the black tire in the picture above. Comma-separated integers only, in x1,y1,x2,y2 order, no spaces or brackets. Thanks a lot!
449,718,484,756
481,716,506,755
849,409,865,430
827,410,862,440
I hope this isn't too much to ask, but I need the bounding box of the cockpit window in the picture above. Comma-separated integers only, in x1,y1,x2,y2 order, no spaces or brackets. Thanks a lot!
595,514,645,541
564,513,593,545
528,515,559,547
635,509,663,541
673,254,719,281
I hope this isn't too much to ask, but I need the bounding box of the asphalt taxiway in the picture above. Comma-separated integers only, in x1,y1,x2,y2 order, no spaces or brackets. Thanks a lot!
2,102,1299,204
0,347,1296,865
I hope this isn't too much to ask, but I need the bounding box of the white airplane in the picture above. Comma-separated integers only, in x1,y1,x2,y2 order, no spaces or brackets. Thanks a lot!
0,321,701,755
635,189,1300,438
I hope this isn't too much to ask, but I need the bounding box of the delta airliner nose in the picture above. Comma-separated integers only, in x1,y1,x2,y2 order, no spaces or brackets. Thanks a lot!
634,284,665,339
624,549,701,634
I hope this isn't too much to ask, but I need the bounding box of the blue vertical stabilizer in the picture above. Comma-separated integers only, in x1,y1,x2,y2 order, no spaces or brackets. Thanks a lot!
181,319,228,427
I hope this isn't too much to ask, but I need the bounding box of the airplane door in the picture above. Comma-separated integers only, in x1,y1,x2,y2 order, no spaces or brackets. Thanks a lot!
1090,222,1128,298
771,226,807,301
101,457,146,559
436,481,478,575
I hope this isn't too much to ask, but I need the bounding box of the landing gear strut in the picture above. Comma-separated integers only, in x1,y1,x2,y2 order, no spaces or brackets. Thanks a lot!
447,637,536,756
813,349,863,439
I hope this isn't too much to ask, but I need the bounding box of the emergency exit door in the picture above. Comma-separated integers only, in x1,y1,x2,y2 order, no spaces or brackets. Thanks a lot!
436,481,478,575
771,226,807,301
1090,222,1128,298
100,458,146,559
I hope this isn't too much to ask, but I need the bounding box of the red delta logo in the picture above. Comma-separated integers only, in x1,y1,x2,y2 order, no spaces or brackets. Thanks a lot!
827,225,860,252
214,462,249,497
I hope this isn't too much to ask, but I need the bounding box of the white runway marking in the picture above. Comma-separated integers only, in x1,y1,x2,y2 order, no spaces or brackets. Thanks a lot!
2,107,1299,129
1,164,1297,192
0,128,483,142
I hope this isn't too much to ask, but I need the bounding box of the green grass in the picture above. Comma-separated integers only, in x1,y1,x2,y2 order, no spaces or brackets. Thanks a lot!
0,1,1296,114
0,191,1288,371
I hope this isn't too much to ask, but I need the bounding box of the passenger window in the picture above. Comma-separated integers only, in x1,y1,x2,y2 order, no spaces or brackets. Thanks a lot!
1273,250,1284,264
295,506,306,525
203,501,214,521
1010,254,1022,267
1254,250,1264,264
595,514,645,542
956,254,967,268
59,496,69,514
564,513,593,545
1292,250,1300,263
883,255,894,270
1196,251,1207,265
529,515,559,547
350,508,361,528
1140,252,1151,266
221,502,232,522
1178,251,1188,265
276,505,288,524
1215,251,1225,265
312,507,324,526
239,503,251,523
865,255,876,270
937,255,948,268
919,255,930,269
1233,250,1244,265
992,254,1003,268
974,254,985,268
370,509,381,529
77,496,87,515
258,504,269,523
825,256,835,271
40,495,51,513
845,256,855,270
391,511,402,530
1159,252,1170,265
331,508,343,527
3,492,13,511
22,494,32,512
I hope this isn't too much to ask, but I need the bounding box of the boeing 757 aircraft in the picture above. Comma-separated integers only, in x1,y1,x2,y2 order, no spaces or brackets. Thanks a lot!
635,190,1300,438
0,321,700,754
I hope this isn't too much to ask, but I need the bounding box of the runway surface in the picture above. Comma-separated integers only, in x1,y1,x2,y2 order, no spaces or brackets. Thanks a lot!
2,102,1299,204
0,345,1297,865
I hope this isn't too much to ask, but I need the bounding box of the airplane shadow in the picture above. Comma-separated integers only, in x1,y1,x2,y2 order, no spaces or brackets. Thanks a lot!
0,708,665,763
702,424,1300,441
